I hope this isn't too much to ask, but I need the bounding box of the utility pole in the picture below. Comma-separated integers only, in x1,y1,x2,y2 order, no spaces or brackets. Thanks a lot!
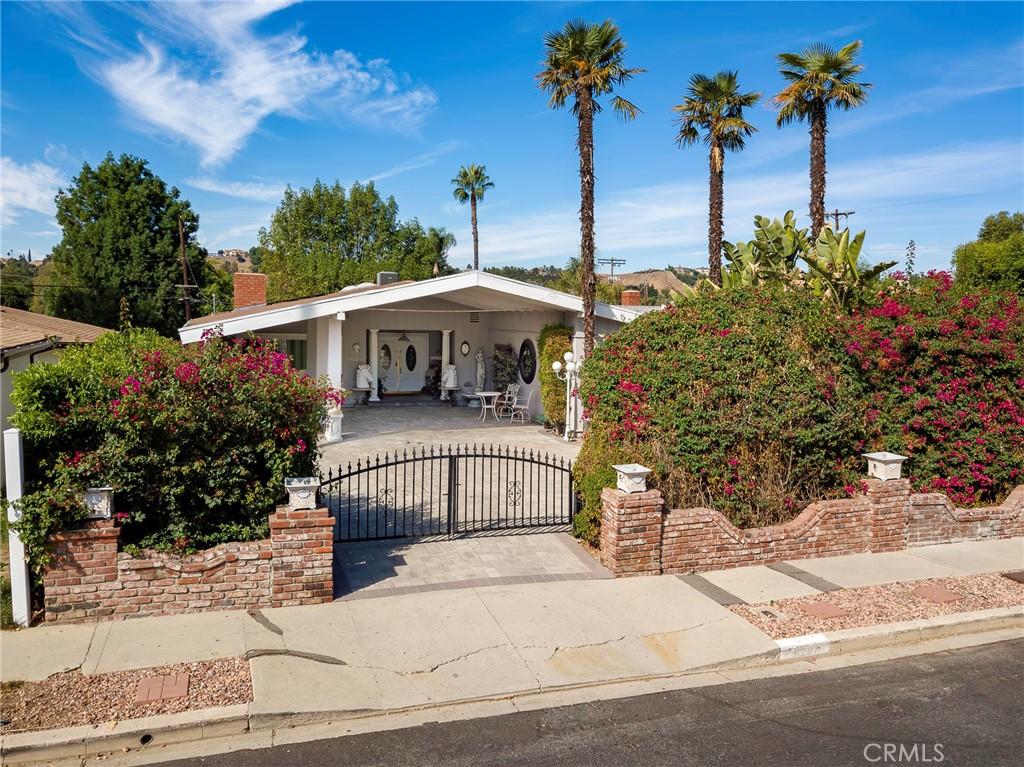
830,208,855,231
178,216,191,322
597,256,626,281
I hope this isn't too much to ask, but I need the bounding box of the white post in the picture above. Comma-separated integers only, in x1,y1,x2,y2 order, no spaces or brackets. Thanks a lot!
327,317,343,391
4,428,32,627
440,329,452,400
368,328,380,402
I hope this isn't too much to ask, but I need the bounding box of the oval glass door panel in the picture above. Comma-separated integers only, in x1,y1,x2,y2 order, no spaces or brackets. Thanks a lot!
405,345,417,371
380,344,392,371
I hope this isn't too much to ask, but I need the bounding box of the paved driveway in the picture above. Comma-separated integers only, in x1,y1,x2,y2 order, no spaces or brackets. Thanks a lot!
319,404,578,471
334,532,610,600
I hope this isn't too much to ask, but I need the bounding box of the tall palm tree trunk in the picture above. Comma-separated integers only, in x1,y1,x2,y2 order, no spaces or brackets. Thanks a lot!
470,193,479,270
577,88,596,358
809,101,827,240
707,141,725,286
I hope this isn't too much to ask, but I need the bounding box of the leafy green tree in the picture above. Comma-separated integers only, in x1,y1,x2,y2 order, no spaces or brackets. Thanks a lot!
953,211,1024,293
258,180,454,302
538,18,643,358
1,256,37,309
451,164,494,270
774,41,871,239
673,71,760,286
46,153,207,336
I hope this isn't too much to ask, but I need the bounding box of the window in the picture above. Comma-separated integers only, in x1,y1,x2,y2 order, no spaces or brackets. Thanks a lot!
284,339,307,370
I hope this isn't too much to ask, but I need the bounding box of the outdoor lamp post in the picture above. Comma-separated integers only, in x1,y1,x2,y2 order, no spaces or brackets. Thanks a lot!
552,350,581,442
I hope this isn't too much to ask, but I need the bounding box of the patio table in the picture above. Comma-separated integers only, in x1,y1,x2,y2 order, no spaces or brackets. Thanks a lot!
476,391,501,422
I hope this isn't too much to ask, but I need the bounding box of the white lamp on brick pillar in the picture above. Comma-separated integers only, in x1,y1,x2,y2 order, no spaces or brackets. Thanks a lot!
612,464,651,494
862,452,908,481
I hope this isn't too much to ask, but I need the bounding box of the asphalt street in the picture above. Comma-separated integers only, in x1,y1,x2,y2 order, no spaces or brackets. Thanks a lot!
168,639,1023,767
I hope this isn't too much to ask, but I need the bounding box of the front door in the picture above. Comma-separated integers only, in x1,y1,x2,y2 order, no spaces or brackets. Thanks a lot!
378,333,428,393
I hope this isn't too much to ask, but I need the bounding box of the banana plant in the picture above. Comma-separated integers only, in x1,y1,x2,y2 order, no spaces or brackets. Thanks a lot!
722,211,808,288
803,227,896,310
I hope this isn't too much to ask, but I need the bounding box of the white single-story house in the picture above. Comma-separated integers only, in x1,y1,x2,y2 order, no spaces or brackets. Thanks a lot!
179,270,653,421
1,307,110,488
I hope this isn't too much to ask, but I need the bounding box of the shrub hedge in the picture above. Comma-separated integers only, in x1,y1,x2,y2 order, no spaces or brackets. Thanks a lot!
11,330,339,567
573,276,1024,544
538,324,573,431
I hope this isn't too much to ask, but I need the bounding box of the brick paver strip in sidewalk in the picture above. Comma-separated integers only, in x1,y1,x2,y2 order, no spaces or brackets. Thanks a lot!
910,584,963,604
134,672,190,704
676,574,747,606
768,562,843,592
798,601,849,619
1001,571,1024,585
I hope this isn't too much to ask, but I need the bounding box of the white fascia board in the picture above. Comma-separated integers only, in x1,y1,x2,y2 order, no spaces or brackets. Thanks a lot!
178,271,634,344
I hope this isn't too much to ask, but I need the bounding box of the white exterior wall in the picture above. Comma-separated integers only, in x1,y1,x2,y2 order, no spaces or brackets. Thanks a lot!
1,349,58,490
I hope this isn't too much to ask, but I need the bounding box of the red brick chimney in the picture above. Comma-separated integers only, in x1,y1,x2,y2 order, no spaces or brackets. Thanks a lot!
233,273,267,310
620,288,642,306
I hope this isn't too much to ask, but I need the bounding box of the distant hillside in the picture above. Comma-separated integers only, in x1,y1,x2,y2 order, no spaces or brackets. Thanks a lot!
598,267,707,293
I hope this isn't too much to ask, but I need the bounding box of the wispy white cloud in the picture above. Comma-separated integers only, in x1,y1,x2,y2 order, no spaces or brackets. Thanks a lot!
456,140,1022,267
186,176,283,202
49,1,437,166
0,157,65,226
367,141,457,182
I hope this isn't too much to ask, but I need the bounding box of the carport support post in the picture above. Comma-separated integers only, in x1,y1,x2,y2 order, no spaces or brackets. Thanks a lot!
440,329,453,400
4,428,32,626
368,328,380,402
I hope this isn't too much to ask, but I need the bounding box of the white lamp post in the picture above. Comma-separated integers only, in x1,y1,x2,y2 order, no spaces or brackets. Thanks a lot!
552,350,581,442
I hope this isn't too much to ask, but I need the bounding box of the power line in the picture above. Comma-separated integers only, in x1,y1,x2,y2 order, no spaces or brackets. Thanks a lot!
829,208,855,230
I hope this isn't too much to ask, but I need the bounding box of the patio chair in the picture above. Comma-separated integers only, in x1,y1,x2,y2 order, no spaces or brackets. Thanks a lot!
507,389,534,424
497,383,520,418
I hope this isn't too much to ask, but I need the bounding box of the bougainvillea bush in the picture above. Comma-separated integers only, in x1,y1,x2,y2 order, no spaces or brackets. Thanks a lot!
573,276,1024,545
848,272,1023,506
11,329,340,566
574,287,866,543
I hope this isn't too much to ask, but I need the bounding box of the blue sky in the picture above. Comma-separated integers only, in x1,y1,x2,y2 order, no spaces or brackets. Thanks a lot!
2,1,1022,273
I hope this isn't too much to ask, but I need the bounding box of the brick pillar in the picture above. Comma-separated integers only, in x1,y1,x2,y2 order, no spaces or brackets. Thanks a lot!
866,477,911,553
43,519,121,622
269,505,334,607
599,487,664,577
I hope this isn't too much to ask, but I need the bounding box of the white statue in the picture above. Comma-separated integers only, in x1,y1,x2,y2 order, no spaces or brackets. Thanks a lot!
441,363,458,389
475,350,486,392
356,363,373,389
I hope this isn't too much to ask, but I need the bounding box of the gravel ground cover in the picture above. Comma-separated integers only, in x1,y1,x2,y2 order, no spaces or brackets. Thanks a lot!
0,657,251,734
731,573,1024,639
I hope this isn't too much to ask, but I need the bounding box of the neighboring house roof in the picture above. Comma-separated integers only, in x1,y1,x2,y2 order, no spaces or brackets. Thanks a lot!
179,271,644,343
0,307,110,356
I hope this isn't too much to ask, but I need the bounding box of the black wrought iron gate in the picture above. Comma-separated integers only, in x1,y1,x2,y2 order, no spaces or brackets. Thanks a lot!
321,444,577,542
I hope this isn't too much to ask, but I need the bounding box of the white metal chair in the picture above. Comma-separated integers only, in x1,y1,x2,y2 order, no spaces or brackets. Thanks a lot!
497,383,520,418
507,389,534,424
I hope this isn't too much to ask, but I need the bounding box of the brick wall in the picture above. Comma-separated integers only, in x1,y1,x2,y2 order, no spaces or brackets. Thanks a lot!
599,487,663,576
906,486,1024,547
233,272,267,309
44,505,333,623
600,481,1023,577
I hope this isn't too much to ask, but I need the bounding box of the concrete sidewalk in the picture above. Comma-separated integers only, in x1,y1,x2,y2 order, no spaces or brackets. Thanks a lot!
1,538,1020,721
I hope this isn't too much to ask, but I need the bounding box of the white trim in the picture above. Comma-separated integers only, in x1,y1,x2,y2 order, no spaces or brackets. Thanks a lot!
179,271,641,343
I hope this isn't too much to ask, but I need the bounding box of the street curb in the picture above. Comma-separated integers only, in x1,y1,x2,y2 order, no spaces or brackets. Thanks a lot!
2,607,1021,765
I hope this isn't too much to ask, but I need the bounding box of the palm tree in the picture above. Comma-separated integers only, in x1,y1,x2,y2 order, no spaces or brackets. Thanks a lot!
537,19,643,357
673,71,760,286
774,41,871,239
451,164,494,270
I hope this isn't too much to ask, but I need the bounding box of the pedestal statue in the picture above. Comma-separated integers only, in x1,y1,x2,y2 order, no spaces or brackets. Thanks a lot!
475,350,486,392
355,363,373,389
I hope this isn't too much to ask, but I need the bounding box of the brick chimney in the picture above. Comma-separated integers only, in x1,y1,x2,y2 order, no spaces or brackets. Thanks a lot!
620,289,642,306
233,273,267,310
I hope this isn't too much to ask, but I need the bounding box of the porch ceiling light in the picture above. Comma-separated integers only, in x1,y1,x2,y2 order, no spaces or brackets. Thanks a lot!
398,332,410,342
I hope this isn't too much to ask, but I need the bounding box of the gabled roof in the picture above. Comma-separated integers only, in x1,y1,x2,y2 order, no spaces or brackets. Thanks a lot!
179,271,642,343
0,307,110,356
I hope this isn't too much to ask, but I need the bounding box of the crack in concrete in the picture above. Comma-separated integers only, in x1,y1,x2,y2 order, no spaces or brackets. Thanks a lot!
536,617,731,662
245,648,348,666
247,609,284,636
